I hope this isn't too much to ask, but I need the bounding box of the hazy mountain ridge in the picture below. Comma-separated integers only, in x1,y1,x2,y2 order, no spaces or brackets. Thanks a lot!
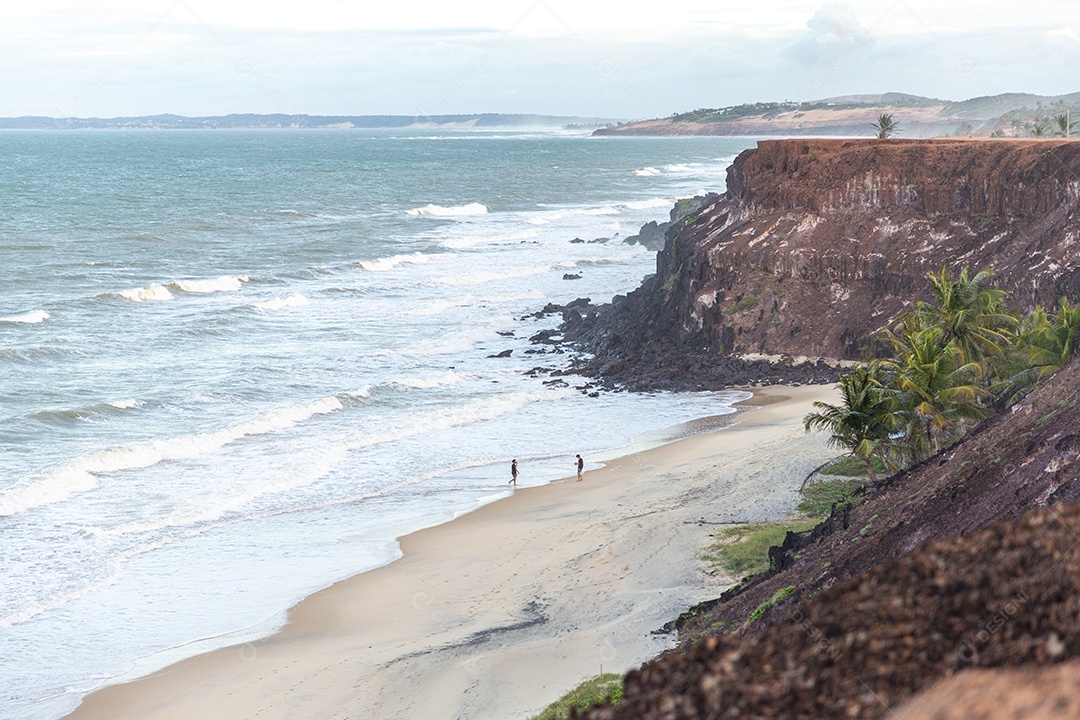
0,113,619,130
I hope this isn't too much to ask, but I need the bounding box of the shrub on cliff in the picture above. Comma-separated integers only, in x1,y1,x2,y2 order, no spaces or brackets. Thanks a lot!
807,265,1079,469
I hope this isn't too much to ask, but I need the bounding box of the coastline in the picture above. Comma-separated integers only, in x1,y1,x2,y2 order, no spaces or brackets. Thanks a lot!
64,383,838,720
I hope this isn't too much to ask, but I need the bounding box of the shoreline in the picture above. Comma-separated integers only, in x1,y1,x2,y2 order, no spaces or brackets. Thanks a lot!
65,383,838,720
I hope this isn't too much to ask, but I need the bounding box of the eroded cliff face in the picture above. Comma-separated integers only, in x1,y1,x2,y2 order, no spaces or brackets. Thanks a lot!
568,139,1080,387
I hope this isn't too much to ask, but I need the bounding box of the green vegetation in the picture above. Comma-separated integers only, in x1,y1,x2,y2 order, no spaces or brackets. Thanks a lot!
872,113,898,139
1055,113,1077,138
820,455,885,477
798,479,867,518
804,265,1079,474
726,296,759,315
530,674,624,720
748,585,796,623
701,520,820,577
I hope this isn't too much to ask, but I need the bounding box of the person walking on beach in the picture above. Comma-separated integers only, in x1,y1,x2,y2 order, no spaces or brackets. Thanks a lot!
510,458,518,486
576,454,584,482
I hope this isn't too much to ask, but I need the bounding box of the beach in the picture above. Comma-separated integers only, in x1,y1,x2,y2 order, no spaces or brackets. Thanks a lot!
65,383,837,720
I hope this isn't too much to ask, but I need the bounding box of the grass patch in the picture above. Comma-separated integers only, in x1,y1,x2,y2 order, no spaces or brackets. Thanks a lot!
531,673,623,720
798,479,867,519
819,455,885,477
701,520,819,578
749,585,796,623
726,296,759,314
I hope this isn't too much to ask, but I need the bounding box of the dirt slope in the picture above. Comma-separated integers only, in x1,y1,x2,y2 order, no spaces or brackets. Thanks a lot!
576,352,1080,719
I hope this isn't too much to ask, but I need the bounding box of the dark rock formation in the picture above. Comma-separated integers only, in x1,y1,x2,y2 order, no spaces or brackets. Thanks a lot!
623,220,668,251
566,139,1080,388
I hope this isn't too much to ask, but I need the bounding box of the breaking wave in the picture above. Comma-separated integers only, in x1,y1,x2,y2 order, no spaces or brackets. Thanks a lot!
406,202,488,217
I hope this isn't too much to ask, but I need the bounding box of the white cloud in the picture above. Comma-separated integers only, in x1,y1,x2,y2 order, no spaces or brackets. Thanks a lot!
0,0,1078,118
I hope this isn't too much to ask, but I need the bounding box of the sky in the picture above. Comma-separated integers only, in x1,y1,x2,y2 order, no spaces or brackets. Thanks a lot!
2,0,1078,119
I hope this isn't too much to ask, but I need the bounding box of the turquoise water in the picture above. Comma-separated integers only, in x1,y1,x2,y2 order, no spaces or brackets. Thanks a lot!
0,129,756,719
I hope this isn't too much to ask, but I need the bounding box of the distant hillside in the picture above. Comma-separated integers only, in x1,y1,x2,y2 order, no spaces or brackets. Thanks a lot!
595,91,1080,138
0,113,619,131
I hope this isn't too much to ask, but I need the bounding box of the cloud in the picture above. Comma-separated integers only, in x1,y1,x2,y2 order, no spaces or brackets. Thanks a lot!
788,3,876,64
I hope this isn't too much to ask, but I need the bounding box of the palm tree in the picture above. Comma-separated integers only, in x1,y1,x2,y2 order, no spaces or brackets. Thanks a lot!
804,362,896,481
1055,112,1077,138
873,113,898,139
912,265,1018,370
883,328,989,461
1024,298,1080,379
1031,120,1049,137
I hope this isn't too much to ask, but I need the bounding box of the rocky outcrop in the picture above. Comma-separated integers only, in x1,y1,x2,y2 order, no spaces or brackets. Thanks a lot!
624,195,715,251
566,139,1080,388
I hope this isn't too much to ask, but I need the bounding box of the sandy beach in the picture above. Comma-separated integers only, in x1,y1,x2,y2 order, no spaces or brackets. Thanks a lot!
65,383,838,720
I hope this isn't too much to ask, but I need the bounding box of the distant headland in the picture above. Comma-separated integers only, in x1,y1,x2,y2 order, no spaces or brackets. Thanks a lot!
594,90,1080,138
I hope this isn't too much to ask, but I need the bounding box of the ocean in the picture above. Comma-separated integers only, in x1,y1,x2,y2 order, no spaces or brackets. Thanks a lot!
0,128,756,719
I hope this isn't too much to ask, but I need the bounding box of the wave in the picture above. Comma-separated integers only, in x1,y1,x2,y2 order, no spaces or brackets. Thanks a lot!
525,206,619,225
438,228,539,249
114,285,174,303
437,264,571,287
633,167,661,176
0,310,50,324
0,397,344,517
346,392,546,453
340,386,372,404
406,202,488,217
76,392,545,542
390,370,469,389
622,197,674,210
31,399,143,424
110,276,249,303
404,290,546,316
252,293,310,311
356,252,430,272
169,275,249,294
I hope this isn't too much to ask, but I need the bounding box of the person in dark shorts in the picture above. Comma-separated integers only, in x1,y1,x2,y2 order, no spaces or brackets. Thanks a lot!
510,458,518,486
576,454,584,482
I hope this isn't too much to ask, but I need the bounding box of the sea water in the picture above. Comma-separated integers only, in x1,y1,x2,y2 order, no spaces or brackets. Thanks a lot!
0,128,756,719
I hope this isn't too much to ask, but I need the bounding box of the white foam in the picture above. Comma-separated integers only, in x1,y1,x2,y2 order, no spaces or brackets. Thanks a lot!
404,290,546,316
633,167,662,176
341,386,372,400
0,310,50,324
524,206,619,225
437,264,570,286
0,466,100,518
0,553,126,630
115,285,174,303
347,392,546,452
391,371,468,389
0,397,344,517
406,202,488,217
623,197,674,210
169,276,249,294
106,399,141,410
100,446,349,539
439,228,539,249
252,293,310,311
356,252,429,272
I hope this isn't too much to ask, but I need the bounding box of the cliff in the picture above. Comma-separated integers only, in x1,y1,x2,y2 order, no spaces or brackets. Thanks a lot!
566,139,1080,389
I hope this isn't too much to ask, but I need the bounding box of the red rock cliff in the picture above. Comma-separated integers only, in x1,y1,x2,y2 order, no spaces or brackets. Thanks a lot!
570,139,1080,386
